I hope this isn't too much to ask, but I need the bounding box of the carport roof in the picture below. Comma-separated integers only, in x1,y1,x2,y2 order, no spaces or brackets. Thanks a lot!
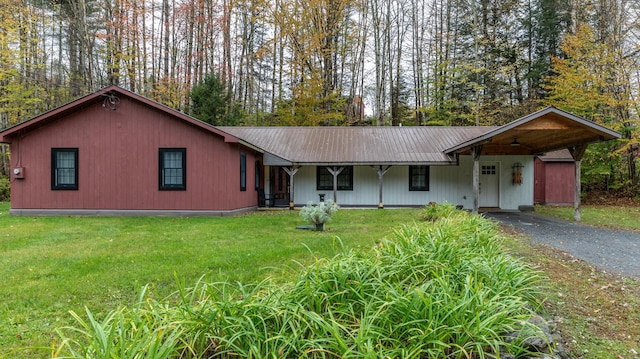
444,106,621,156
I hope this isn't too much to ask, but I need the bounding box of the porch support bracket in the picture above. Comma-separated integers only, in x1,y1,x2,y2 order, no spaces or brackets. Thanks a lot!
327,167,344,204
283,166,300,210
371,165,392,208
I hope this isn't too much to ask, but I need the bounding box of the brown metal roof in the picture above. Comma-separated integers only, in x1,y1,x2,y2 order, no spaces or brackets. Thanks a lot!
219,126,494,165
221,109,621,165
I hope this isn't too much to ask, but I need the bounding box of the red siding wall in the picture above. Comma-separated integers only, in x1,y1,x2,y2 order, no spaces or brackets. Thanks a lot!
544,162,575,205
9,97,259,211
534,158,575,205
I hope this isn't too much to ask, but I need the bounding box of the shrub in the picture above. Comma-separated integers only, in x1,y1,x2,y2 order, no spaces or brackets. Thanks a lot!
0,176,9,202
299,200,339,225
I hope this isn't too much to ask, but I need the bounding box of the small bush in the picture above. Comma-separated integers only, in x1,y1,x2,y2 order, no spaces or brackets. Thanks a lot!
299,200,339,225
0,176,9,202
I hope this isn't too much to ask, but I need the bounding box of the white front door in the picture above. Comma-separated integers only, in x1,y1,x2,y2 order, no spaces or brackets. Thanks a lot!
480,162,500,208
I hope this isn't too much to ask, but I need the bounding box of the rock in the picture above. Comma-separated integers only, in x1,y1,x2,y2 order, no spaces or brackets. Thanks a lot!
502,314,568,359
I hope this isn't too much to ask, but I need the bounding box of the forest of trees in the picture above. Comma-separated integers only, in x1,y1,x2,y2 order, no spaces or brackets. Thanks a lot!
0,0,639,193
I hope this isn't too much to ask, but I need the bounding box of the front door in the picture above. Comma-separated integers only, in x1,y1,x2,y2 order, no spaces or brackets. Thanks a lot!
270,167,290,206
480,162,500,208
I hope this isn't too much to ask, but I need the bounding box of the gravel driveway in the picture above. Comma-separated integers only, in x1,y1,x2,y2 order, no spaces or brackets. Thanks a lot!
486,212,640,278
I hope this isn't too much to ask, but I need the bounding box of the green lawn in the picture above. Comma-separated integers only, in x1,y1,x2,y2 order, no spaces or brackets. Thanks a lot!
3,202,639,358
535,204,640,231
0,203,421,357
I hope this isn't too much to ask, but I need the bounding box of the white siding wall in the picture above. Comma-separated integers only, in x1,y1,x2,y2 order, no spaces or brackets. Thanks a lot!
469,155,535,210
267,155,534,210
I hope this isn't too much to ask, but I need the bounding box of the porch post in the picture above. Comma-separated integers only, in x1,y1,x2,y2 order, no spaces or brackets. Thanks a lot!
371,165,392,208
327,166,344,203
569,145,587,221
283,166,299,210
471,145,483,214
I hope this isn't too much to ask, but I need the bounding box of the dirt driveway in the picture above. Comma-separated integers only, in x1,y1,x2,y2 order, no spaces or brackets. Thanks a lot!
486,212,640,278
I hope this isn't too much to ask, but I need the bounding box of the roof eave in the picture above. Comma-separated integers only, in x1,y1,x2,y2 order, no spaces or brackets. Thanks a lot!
288,160,458,166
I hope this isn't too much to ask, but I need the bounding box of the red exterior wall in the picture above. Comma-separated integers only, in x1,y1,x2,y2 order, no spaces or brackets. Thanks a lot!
8,96,260,211
534,158,575,205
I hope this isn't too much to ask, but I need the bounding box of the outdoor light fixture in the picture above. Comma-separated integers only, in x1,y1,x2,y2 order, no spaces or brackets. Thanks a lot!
510,138,520,146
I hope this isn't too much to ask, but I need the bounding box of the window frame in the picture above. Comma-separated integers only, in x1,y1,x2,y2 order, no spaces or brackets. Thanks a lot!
409,165,430,191
316,166,353,191
240,153,247,191
159,148,187,191
51,148,79,190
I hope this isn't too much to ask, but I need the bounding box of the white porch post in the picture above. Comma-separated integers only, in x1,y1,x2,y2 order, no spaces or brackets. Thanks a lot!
569,145,587,221
327,166,344,203
471,145,483,214
371,165,392,208
283,166,299,210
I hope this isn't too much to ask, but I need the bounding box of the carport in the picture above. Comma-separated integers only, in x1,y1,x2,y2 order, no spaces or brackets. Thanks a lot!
445,107,621,221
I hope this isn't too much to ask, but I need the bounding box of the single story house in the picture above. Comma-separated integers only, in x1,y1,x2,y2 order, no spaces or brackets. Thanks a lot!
0,86,621,219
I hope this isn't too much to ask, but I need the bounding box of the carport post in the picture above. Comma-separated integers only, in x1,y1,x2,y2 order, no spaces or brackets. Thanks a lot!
471,145,483,214
569,145,587,221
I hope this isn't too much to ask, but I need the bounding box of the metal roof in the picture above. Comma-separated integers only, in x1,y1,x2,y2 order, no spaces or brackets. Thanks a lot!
538,149,574,162
219,126,494,165
1,86,620,167
444,106,621,156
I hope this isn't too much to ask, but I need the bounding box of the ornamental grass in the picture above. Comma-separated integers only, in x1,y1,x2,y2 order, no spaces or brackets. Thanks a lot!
55,204,544,358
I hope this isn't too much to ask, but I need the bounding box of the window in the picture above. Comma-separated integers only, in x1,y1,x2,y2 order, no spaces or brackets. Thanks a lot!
317,166,353,191
159,148,186,190
52,148,78,190
481,165,496,175
240,153,247,191
409,165,429,191
255,160,261,190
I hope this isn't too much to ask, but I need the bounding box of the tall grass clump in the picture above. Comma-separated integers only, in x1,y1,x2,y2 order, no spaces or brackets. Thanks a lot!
55,205,545,358
53,286,184,359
